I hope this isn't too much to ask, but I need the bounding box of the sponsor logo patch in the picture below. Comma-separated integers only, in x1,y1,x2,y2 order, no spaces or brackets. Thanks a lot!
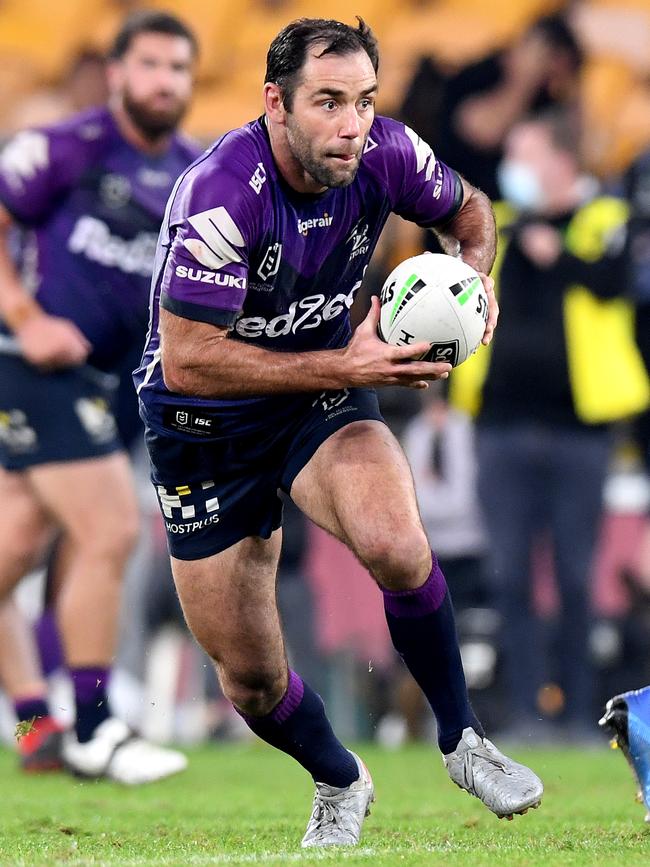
162,406,218,438
156,480,221,534
185,206,245,269
74,397,117,444
0,409,37,454
174,264,246,290
67,215,157,276
297,213,333,236
234,282,359,339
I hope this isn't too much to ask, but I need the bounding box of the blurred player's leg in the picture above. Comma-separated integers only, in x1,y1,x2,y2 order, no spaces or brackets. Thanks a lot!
0,597,64,770
0,467,52,599
171,531,374,846
0,468,62,769
600,687,650,821
291,420,543,819
26,453,186,783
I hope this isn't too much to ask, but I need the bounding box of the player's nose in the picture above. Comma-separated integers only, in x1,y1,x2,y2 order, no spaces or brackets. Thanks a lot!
339,106,361,140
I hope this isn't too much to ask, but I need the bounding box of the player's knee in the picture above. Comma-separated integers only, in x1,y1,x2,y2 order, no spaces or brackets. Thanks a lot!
2,530,39,583
0,499,47,581
360,527,431,591
220,666,287,717
73,513,140,567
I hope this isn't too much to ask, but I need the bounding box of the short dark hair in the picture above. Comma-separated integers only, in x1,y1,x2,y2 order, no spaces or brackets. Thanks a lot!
528,107,582,159
265,17,379,111
108,10,199,60
530,14,583,72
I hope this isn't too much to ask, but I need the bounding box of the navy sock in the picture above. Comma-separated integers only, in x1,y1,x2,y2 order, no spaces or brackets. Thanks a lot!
70,667,111,743
383,553,484,754
238,670,359,787
14,696,49,723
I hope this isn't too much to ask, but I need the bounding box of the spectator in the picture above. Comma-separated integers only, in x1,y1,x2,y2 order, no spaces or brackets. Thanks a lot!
454,108,648,742
401,14,583,201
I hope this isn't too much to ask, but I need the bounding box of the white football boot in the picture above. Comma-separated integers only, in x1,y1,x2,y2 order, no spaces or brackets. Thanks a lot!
63,717,187,785
444,727,543,819
301,752,374,847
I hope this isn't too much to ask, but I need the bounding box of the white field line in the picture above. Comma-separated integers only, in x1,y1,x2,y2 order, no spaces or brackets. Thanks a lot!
25,843,450,867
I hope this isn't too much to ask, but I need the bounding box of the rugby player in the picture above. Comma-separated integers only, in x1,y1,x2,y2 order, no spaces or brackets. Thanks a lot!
0,10,200,782
135,18,544,843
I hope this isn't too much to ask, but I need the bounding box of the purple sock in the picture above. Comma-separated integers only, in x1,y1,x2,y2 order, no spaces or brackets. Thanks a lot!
383,552,484,754
70,666,111,743
238,670,359,787
14,696,49,723
34,609,64,676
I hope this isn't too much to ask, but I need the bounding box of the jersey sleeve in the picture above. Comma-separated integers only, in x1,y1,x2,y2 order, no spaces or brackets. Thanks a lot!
0,127,82,224
384,122,464,227
159,142,260,328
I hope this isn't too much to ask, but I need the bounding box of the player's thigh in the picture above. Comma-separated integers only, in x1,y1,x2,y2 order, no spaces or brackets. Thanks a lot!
27,452,139,556
0,467,52,592
170,530,286,681
290,419,429,576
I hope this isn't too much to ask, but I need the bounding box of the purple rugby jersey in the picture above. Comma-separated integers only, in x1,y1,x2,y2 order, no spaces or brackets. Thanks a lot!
0,106,200,371
135,115,463,436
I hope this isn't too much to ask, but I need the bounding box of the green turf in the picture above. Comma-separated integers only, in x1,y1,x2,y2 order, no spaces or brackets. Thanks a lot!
1,741,650,866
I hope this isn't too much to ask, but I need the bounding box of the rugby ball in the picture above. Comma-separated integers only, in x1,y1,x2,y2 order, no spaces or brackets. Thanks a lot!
378,253,489,367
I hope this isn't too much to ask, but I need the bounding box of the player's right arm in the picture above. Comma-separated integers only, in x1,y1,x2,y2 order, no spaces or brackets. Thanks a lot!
0,129,90,368
160,297,451,398
0,205,90,368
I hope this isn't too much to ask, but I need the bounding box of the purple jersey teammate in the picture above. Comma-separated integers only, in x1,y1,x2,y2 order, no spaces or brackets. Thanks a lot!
0,11,199,783
0,105,197,373
137,17,543,848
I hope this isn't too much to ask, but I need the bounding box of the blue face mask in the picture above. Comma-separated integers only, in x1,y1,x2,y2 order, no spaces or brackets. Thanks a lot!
497,160,545,211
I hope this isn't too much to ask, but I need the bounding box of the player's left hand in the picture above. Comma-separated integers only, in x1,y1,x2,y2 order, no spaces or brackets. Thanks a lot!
479,272,498,345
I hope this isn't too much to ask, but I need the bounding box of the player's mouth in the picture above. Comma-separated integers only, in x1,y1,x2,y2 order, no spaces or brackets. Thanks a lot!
328,153,357,163
149,94,180,109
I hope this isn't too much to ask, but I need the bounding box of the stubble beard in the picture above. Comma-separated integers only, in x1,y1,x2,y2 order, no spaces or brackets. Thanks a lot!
123,87,187,141
285,116,364,190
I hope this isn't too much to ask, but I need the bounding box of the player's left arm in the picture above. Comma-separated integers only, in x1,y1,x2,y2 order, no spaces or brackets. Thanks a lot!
388,122,498,345
434,175,498,345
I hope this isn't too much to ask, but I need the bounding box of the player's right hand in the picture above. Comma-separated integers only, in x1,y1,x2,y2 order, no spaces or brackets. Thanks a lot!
16,313,91,369
341,296,452,389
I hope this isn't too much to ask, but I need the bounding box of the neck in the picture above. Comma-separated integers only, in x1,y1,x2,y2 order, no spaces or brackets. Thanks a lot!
266,116,326,195
111,100,172,156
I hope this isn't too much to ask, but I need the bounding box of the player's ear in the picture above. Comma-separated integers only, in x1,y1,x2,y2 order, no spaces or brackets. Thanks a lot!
264,83,286,124
106,59,125,95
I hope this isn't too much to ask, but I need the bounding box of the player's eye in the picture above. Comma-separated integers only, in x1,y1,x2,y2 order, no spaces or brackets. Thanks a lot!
322,100,337,111
358,98,374,110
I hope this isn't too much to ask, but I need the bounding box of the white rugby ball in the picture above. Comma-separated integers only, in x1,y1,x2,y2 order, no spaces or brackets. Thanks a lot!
378,253,488,367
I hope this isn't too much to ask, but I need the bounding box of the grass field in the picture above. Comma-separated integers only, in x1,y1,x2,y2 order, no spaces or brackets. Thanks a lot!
2,741,650,866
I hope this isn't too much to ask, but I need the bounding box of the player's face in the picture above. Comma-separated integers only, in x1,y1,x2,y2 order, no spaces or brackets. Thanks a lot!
284,49,377,190
109,32,194,138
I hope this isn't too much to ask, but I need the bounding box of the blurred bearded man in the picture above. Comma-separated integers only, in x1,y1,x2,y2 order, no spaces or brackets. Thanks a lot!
0,10,200,782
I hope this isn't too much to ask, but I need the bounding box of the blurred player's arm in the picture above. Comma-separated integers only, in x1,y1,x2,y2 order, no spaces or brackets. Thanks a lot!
454,34,552,150
160,298,452,399
0,203,89,367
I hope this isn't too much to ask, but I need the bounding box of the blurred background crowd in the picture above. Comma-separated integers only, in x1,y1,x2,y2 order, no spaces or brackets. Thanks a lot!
3,0,650,750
